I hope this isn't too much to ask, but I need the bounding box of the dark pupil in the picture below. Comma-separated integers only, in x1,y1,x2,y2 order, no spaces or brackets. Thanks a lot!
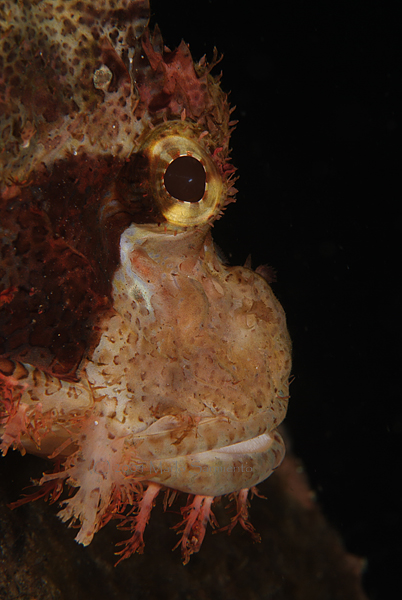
164,156,206,202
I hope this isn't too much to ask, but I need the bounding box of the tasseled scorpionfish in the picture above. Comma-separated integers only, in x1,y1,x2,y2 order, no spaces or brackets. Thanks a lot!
0,0,291,563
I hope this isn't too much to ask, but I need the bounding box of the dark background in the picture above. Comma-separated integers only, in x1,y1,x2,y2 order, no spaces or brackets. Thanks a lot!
150,1,400,598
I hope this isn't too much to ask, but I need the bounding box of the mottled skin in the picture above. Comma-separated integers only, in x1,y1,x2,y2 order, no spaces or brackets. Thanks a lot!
0,0,291,563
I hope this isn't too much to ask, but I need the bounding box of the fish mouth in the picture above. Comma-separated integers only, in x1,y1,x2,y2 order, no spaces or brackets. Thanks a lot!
134,430,286,497
211,431,279,455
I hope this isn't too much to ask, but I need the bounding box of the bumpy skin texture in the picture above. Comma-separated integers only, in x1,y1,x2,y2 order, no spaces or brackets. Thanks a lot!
0,0,292,563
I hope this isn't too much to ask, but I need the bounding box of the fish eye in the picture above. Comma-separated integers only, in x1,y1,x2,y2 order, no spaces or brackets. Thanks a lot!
137,121,224,227
164,155,206,203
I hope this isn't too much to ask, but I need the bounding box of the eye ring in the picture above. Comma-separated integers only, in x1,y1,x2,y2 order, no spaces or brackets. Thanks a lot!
137,122,224,227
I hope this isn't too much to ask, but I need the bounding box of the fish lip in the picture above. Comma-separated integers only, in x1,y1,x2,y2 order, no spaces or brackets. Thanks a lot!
139,429,286,497
209,432,275,456
130,412,284,464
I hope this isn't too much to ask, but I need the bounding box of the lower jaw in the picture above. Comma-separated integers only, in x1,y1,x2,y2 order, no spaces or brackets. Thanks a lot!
138,430,286,496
